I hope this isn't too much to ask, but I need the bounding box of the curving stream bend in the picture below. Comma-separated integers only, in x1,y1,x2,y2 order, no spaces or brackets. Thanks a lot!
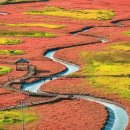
22,48,129,130
21,24,129,129
0,8,129,129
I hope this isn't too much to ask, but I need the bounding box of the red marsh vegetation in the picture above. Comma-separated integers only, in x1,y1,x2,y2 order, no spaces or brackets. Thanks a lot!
0,0,130,129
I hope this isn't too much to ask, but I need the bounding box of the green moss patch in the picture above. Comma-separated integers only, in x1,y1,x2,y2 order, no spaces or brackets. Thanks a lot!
0,66,12,75
0,110,37,128
0,50,23,55
0,23,65,29
0,30,56,38
89,76,130,99
123,31,130,36
25,6,115,20
0,0,7,5
0,38,22,45
79,42,130,100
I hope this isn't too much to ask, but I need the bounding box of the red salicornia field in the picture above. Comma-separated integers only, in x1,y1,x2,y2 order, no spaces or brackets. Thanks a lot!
0,0,130,130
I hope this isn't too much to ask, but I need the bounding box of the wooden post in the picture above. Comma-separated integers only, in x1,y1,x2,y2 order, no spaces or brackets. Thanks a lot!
20,101,24,130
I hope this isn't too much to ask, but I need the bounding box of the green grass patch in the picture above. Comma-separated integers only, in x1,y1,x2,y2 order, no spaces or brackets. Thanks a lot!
0,38,22,45
0,0,7,5
25,6,115,20
0,23,65,29
0,109,37,128
123,31,130,36
0,50,23,55
0,66,12,75
89,76,130,99
0,30,56,38
109,42,130,51
79,42,130,100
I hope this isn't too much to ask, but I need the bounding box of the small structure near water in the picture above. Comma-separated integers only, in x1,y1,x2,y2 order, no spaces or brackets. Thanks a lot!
15,58,30,71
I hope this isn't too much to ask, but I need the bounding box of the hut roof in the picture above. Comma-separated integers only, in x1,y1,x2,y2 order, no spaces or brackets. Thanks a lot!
15,58,29,63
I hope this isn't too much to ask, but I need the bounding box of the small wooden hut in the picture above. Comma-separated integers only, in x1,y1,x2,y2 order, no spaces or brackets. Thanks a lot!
15,58,29,71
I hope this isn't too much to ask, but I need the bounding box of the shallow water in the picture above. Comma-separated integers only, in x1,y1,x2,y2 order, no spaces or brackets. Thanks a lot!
74,95,128,130
22,50,79,92
0,12,7,15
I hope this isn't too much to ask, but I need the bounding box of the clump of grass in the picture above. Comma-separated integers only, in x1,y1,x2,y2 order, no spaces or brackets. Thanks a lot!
0,66,12,75
123,31,130,36
89,76,130,99
0,30,56,38
79,42,130,100
109,42,130,51
0,23,65,29
0,110,37,127
25,6,115,20
0,0,7,4
0,50,23,55
0,38,22,45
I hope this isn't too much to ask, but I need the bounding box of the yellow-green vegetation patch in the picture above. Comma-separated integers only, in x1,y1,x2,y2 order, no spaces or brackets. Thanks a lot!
78,42,130,100
0,0,7,5
0,23,65,29
0,50,23,55
25,6,115,20
0,38,22,45
89,77,130,99
109,42,130,51
123,31,130,36
0,66,12,75
0,30,56,38
0,109,37,128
